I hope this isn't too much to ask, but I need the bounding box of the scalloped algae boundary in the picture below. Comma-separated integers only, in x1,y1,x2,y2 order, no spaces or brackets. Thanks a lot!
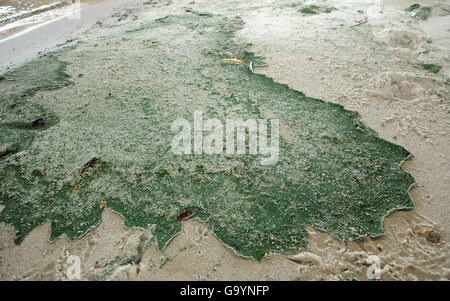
0,51,72,159
0,13,415,261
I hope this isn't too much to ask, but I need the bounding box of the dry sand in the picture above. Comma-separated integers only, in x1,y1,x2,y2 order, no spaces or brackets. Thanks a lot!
0,0,448,280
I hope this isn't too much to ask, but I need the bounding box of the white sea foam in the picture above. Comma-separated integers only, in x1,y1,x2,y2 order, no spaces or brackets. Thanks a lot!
0,2,75,38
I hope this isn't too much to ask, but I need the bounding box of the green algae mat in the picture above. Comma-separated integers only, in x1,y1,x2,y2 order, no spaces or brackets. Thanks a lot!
0,14,414,261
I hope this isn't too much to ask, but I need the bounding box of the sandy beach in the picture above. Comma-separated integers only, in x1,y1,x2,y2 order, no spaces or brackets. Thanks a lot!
0,0,448,281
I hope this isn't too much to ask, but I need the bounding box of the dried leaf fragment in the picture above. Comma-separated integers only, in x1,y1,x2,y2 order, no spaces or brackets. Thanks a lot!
224,59,245,64
100,200,107,209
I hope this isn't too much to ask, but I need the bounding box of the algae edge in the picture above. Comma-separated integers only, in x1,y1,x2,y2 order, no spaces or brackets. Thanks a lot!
0,14,415,262
0,50,73,244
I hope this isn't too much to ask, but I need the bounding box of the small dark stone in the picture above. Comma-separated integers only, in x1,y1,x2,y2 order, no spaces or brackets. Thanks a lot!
426,231,441,243
31,118,46,129
81,157,101,174
156,168,169,177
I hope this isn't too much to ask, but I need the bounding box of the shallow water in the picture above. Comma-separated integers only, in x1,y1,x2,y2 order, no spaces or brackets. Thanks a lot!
0,0,65,24
0,0,105,41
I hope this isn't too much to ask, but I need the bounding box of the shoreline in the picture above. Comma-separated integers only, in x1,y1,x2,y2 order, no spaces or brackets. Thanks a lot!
0,0,142,73
0,1,68,27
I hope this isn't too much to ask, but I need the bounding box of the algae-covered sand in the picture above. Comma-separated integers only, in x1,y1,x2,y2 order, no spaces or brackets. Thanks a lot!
0,12,414,262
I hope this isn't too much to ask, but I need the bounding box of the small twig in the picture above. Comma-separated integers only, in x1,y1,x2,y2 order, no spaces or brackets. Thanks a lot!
351,19,368,27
